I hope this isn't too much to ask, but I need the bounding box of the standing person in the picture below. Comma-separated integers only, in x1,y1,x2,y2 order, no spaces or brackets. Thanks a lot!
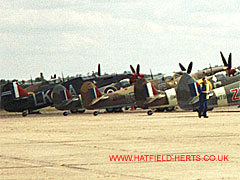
198,77,210,118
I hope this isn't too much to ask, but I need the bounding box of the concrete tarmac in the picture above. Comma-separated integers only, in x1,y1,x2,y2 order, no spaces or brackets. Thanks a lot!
0,107,239,180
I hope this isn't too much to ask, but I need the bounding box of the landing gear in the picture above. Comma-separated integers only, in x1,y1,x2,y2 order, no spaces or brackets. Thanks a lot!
93,111,99,116
147,110,153,116
63,112,69,116
106,107,123,113
78,109,86,113
28,110,41,114
155,106,175,112
166,106,175,112
22,111,28,117
70,109,77,113
70,109,86,114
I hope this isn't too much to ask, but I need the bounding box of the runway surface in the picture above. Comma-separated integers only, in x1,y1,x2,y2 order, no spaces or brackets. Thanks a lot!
0,107,239,180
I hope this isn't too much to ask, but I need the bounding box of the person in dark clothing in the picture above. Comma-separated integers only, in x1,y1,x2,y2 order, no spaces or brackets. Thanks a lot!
198,77,210,118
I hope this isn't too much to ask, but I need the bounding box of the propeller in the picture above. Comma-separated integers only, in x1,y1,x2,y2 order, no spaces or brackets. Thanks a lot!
220,51,232,70
30,76,33,85
187,62,193,74
150,69,153,79
179,63,186,71
228,53,232,70
209,63,213,75
136,64,140,77
97,64,101,76
51,74,56,79
220,51,235,76
178,62,193,74
129,64,144,83
130,65,136,74
61,72,65,82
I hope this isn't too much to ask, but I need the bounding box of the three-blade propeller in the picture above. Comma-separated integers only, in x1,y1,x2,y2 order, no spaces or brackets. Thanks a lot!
220,51,232,70
220,51,236,76
129,64,144,83
179,61,193,74
97,64,101,76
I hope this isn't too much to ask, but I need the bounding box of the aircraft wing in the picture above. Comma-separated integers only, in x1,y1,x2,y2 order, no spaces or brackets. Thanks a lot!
64,97,79,106
188,92,214,105
144,94,166,105
89,95,109,106
189,96,199,104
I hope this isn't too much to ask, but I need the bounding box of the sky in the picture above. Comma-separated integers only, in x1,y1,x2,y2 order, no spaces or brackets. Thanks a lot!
0,0,239,80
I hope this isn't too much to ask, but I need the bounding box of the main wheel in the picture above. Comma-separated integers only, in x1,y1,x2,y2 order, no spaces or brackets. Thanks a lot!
167,106,175,112
155,108,164,112
93,111,98,116
114,107,123,112
106,108,113,113
70,109,78,113
22,112,28,117
147,110,153,116
78,109,86,113
63,112,69,116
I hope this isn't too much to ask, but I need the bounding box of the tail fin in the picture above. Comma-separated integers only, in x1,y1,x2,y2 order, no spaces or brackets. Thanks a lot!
52,84,72,110
176,73,199,110
80,81,102,108
52,84,84,111
1,82,29,111
1,82,28,101
134,78,158,108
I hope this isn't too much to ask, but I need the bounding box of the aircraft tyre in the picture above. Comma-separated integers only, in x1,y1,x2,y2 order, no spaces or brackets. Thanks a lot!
22,112,28,117
147,110,153,116
70,109,78,113
93,111,98,116
115,108,123,112
155,108,164,112
167,106,175,112
63,112,69,116
78,109,86,113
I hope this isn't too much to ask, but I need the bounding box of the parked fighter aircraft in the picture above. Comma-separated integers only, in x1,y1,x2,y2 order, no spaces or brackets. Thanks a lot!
134,71,240,115
23,64,132,95
150,61,227,91
134,78,176,115
0,66,133,116
220,51,238,76
150,51,238,92
176,73,240,110
77,60,228,115
134,55,240,115
80,81,135,115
